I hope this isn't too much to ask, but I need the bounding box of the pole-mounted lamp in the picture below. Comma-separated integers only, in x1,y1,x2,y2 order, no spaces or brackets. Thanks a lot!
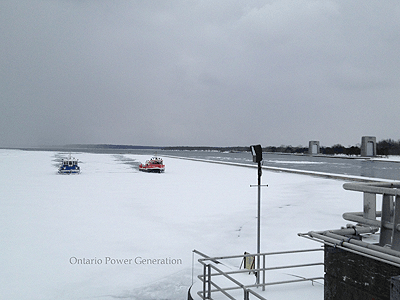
250,144,263,164
250,144,264,288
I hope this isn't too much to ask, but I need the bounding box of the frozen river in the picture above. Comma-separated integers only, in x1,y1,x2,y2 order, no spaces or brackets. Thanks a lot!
70,148,400,181
2,148,397,300
160,150,400,181
22,146,400,181
30,146,400,181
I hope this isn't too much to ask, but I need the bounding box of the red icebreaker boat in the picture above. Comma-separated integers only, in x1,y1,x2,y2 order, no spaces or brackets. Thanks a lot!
139,156,165,173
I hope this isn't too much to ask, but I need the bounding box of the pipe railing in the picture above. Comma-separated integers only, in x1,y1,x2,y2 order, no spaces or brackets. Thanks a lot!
342,181,400,250
298,181,400,269
192,248,324,300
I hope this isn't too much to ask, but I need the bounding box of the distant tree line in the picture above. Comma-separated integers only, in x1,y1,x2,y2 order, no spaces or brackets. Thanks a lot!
67,140,400,156
320,145,360,155
376,139,400,155
263,139,400,156
165,139,400,156
262,144,361,155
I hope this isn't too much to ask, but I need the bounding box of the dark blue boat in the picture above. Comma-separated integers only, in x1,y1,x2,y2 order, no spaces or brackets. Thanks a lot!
58,154,80,174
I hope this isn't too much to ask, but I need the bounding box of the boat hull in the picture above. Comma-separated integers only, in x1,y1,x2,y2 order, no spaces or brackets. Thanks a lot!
58,154,80,174
138,166,165,173
58,167,80,174
139,156,165,173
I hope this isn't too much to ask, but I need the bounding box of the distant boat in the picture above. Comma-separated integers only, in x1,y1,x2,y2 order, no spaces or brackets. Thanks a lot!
58,154,80,174
139,156,165,173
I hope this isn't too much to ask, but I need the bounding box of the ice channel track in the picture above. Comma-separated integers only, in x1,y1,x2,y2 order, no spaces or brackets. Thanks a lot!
163,155,398,183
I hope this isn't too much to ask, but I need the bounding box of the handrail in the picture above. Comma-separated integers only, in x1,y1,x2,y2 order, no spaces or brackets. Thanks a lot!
204,263,266,300
192,248,324,299
196,248,322,261
341,181,400,250
343,182,400,196
203,262,323,277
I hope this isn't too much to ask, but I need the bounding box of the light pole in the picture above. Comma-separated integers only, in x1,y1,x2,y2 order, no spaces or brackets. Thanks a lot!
250,145,263,287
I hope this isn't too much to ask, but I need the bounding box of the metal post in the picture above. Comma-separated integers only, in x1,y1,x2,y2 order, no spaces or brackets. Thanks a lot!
257,161,261,286
244,289,249,300
380,194,393,246
392,195,400,251
262,253,266,291
203,264,206,300
207,264,211,299
363,192,376,220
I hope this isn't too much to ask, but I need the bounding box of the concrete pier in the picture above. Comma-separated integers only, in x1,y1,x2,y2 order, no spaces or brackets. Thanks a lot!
361,136,376,156
308,141,320,155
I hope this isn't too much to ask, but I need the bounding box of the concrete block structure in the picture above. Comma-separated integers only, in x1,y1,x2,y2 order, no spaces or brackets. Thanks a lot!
308,141,320,155
325,245,400,300
392,276,400,300
361,136,377,156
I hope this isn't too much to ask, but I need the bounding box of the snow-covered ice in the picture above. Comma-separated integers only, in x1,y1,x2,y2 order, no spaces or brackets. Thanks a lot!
0,149,365,299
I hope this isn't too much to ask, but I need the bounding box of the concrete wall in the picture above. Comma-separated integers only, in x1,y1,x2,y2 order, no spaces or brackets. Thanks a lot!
308,141,320,155
392,276,400,300
324,245,400,300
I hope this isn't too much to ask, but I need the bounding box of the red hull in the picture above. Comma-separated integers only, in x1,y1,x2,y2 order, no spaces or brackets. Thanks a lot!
139,157,165,173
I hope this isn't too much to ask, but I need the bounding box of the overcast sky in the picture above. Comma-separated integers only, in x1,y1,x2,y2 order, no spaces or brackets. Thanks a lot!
1,1,399,148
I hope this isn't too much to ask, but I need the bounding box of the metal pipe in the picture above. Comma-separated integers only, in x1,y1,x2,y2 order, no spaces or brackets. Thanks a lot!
248,289,268,300
308,231,400,266
324,231,400,258
203,277,323,294
262,253,265,291
326,225,379,235
345,182,400,189
391,195,400,251
197,248,322,261
207,264,211,299
202,264,206,300
195,248,323,299
342,212,385,228
208,263,246,290
299,232,400,268
244,289,249,300
209,262,323,277
343,182,400,196
342,212,395,233
193,249,212,259
242,277,324,289
207,261,268,300
380,194,394,246
301,225,378,242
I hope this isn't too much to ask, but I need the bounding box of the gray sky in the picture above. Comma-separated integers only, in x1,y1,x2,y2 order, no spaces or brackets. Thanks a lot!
1,1,399,148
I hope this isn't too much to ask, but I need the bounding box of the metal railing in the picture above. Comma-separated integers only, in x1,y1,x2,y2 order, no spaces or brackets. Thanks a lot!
192,248,324,300
343,182,400,250
298,181,400,268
